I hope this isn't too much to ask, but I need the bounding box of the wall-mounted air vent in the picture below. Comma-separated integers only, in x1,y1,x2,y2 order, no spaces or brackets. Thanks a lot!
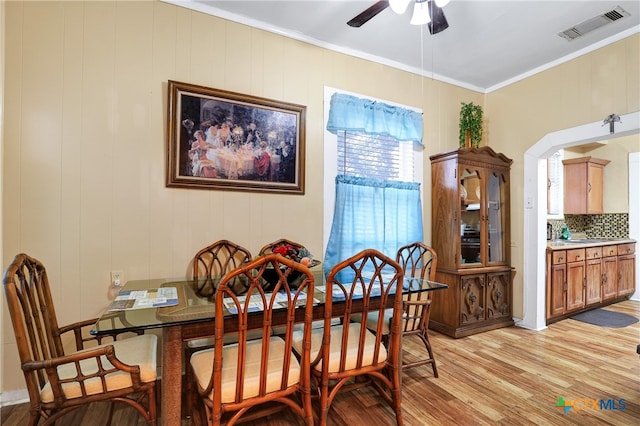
558,6,630,41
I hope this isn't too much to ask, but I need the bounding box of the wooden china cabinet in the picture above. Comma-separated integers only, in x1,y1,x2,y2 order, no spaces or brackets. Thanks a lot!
429,147,514,338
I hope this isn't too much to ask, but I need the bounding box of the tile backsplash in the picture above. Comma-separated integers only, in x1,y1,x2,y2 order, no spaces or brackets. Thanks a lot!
548,213,629,239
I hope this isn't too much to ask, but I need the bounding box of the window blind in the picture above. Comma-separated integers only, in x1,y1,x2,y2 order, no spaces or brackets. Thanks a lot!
337,130,415,182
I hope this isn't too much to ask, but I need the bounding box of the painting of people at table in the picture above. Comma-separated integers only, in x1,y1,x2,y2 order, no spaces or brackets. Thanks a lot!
178,94,299,184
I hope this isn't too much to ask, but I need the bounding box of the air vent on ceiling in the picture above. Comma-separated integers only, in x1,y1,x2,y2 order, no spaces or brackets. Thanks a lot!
558,6,630,41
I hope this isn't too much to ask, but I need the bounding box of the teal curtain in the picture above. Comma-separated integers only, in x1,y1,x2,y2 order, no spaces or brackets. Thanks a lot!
324,175,423,274
326,93,423,146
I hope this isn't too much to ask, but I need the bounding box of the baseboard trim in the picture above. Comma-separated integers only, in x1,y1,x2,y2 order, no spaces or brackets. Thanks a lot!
0,389,29,407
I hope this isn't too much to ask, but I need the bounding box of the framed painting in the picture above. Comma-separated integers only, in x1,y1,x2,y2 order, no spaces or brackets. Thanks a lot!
166,80,306,194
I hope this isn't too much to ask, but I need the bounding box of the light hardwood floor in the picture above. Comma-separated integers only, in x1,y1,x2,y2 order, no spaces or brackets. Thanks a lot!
2,300,639,425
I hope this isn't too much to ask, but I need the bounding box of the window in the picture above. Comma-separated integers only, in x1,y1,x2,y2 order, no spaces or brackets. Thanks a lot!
337,131,414,181
323,88,424,271
547,149,564,217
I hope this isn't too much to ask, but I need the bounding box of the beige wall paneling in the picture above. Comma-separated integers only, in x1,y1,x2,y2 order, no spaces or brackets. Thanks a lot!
79,1,119,318
1,1,21,393
112,1,156,289
60,2,85,323
151,1,189,281
590,40,628,116
558,54,592,128
626,36,640,112
21,1,65,315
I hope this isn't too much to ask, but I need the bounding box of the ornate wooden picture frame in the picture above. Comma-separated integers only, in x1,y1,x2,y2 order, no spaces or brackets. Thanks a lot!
166,80,306,194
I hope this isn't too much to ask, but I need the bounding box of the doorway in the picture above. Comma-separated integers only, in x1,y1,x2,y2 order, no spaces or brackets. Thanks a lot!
519,111,640,331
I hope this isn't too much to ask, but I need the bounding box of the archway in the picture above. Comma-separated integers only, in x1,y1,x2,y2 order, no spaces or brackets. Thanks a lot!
519,111,640,331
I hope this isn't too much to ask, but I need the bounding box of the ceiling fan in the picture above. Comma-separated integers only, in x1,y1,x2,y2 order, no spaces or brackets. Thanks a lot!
347,0,450,35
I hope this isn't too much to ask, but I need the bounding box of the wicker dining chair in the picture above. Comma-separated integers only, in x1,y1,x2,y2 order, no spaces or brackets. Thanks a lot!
188,254,315,425
186,240,254,417
394,242,438,374
293,249,405,426
2,253,158,425
192,239,253,296
354,242,439,376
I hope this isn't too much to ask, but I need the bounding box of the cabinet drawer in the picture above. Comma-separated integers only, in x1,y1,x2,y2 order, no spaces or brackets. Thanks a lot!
617,243,635,255
552,251,566,264
585,247,601,259
566,248,585,262
603,245,618,257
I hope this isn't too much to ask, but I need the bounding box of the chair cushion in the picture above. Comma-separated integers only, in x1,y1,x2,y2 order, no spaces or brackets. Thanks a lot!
273,318,339,336
292,322,387,373
40,334,157,403
186,329,265,349
190,336,300,404
351,309,393,335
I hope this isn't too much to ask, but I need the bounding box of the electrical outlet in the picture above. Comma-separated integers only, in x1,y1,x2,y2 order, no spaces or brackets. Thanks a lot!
111,270,123,287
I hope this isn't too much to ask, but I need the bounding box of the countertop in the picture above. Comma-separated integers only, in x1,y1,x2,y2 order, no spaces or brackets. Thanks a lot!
546,238,636,250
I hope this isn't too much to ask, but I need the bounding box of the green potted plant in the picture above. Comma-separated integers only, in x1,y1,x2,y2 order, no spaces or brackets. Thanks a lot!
459,102,483,148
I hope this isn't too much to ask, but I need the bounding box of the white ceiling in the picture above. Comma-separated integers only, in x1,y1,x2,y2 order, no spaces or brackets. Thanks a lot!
165,0,640,92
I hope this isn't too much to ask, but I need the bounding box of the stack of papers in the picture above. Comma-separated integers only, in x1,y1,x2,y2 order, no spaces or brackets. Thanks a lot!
223,292,317,314
108,287,179,311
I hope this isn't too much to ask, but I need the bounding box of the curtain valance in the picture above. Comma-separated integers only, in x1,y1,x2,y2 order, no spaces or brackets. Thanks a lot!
336,175,421,191
326,93,423,146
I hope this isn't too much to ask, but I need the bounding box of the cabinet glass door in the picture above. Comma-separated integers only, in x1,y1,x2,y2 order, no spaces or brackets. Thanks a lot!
487,170,507,263
460,168,482,265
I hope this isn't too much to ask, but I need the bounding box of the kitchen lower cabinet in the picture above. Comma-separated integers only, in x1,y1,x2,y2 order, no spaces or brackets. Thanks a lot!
546,241,636,324
585,258,602,306
602,254,618,300
618,253,636,297
584,246,603,306
566,256,586,311
546,250,567,318
547,264,567,318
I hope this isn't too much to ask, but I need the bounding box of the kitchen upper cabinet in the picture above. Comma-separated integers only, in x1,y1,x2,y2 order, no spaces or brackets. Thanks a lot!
562,156,609,214
430,147,513,338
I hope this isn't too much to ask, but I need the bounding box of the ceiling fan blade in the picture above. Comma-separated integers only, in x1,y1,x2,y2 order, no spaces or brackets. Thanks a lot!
347,1,390,27
428,1,449,35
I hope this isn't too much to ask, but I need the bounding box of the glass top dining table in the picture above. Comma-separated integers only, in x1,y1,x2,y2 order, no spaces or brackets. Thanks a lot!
93,267,448,426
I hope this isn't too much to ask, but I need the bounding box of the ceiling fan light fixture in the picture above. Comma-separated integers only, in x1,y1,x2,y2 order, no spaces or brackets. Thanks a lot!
389,0,412,14
410,0,431,25
434,0,451,8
